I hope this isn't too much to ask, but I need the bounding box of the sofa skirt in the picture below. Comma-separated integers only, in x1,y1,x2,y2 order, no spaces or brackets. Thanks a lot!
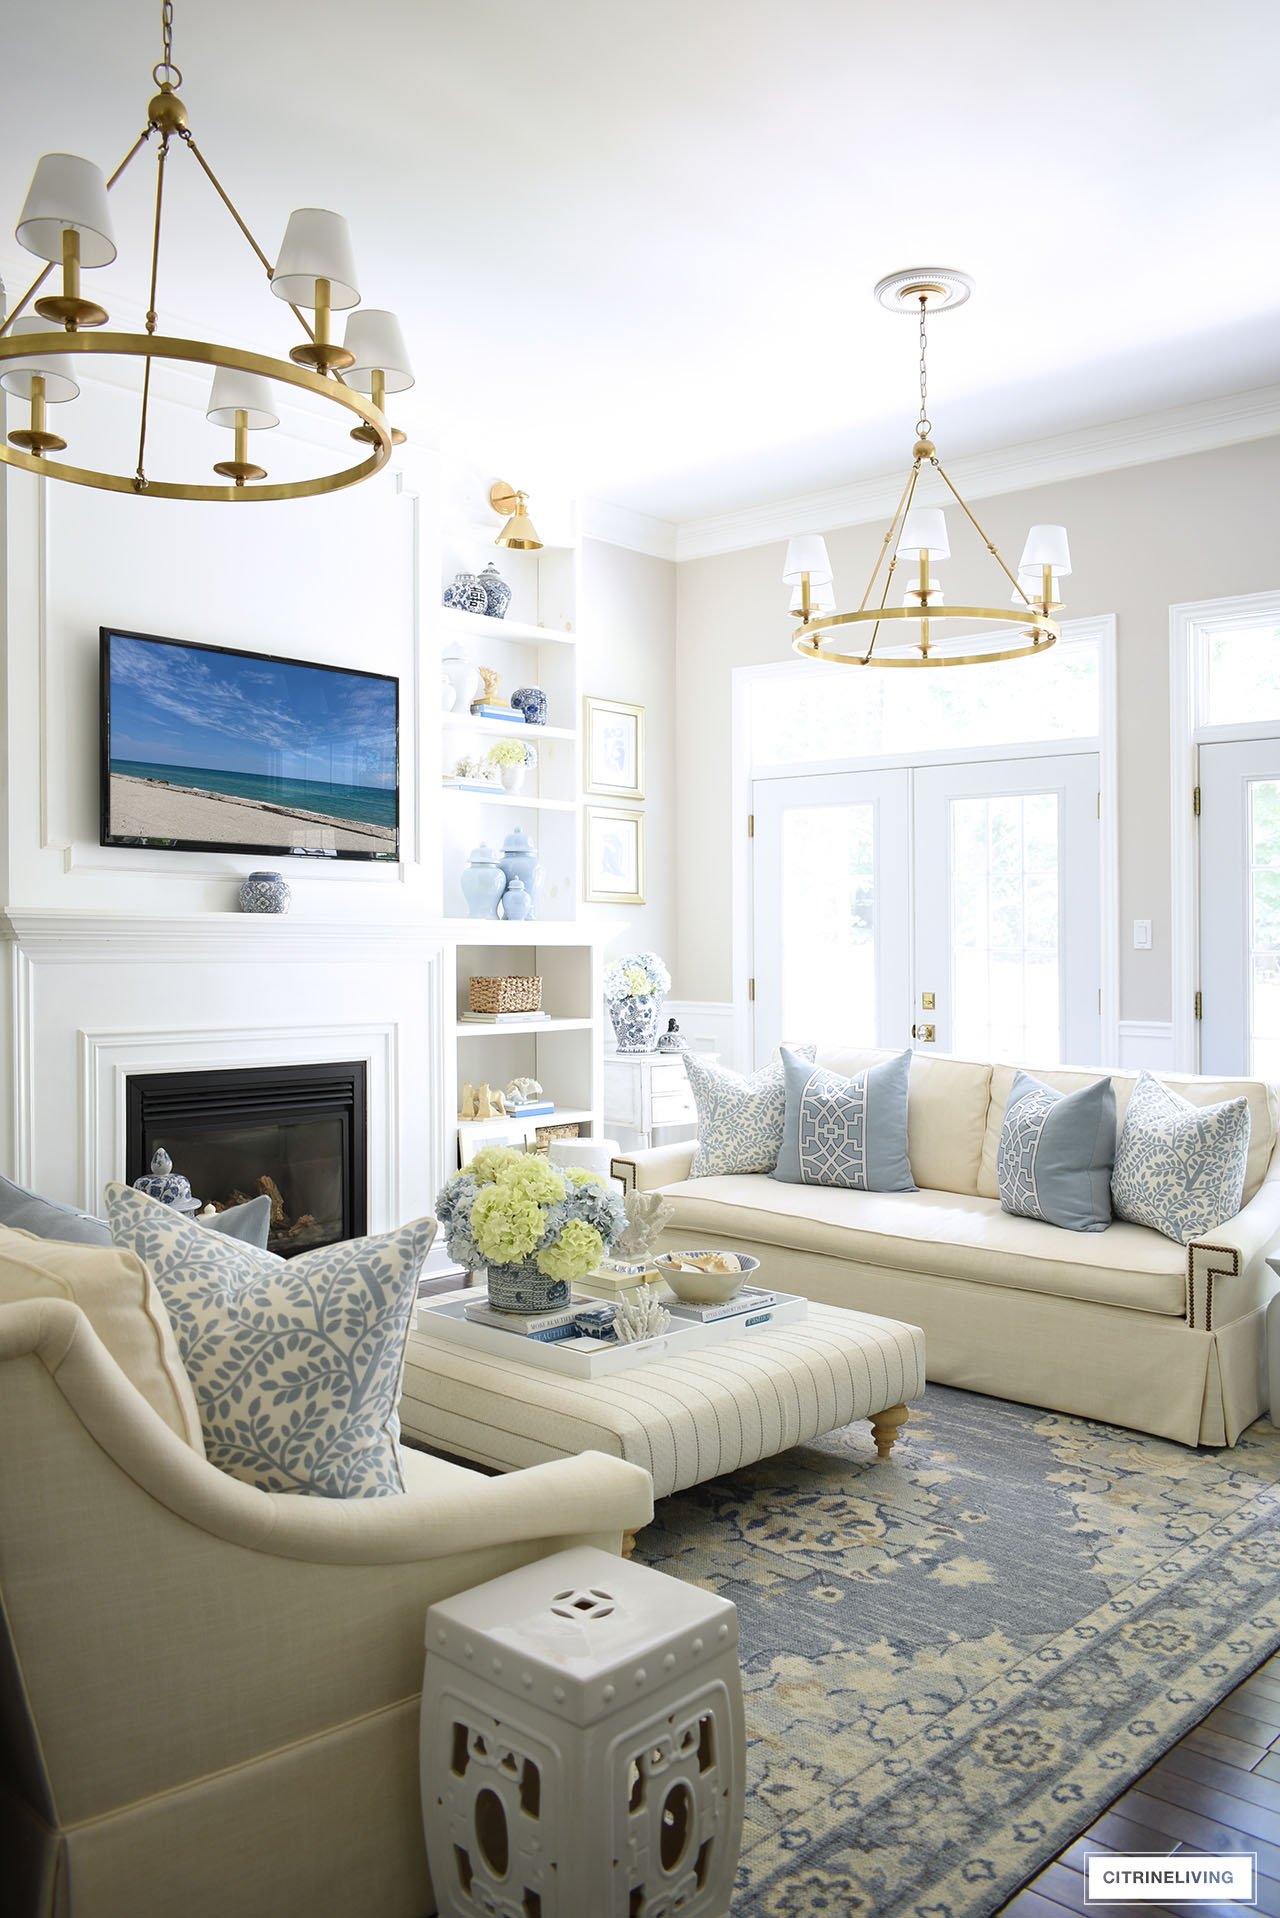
654,1226,1268,1448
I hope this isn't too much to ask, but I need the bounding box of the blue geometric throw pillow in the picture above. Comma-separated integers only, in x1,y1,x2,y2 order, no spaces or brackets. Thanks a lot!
773,1046,916,1191
105,1182,435,1497
996,1069,1116,1233
1111,1071,1250,1245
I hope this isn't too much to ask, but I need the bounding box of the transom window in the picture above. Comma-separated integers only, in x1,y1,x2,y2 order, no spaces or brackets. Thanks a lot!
748,626,1101,768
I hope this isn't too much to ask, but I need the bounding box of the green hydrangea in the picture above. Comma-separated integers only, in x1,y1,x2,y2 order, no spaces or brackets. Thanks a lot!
499,1155,567,1207
472,1185,544,1265
622,964,651,997
468,1146,525,1186
563,1166,606,1190
535,1219,604,1283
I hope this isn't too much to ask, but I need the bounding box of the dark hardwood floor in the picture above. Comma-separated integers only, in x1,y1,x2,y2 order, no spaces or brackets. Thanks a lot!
998,1649,1280,1917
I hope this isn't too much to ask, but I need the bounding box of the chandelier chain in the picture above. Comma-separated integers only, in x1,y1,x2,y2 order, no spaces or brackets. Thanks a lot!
916,296,931,438
153,0,182,89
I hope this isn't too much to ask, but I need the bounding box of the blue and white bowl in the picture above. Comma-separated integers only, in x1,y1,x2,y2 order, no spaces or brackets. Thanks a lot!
655,1250,759,1305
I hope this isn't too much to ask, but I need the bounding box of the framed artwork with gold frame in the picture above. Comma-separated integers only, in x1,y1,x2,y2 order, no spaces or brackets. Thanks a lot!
584,806,645,905
583,697,645,801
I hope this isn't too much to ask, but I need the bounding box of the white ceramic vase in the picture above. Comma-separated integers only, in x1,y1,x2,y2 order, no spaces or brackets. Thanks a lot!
500,764,527,793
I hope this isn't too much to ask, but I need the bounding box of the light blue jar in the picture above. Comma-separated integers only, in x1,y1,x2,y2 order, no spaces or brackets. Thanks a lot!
498,827,540,918
460,844,507,919
501,875,533,921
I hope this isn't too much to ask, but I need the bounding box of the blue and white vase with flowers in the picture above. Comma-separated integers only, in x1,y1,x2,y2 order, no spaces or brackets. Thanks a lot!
435,1146,627,1314
604,951,672,1053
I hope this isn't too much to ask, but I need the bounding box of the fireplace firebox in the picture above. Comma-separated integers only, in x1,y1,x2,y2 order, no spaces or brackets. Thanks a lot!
126,1063,367,1258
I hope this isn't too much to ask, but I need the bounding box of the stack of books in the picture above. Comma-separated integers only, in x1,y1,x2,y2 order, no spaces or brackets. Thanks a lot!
507,1099,555,1117
463,1297,587,1344
459,1009,550,1024
665,1284,779,1324
470,702,524,722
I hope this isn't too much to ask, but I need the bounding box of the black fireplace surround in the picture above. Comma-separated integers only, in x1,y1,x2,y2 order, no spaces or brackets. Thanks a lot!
126,1063,367,1258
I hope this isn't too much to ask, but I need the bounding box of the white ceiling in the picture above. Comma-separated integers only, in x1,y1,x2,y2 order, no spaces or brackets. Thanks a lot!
2,0,1279,526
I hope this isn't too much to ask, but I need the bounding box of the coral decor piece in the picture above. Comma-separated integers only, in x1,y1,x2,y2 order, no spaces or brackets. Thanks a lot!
612,1192,677,1264
612,1292,671,1343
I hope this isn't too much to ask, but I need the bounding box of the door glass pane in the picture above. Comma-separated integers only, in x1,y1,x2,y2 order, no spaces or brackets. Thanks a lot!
1249,779,1280,1078
1204,624,1280,727
950,792,1061,1063
779,804,877,1047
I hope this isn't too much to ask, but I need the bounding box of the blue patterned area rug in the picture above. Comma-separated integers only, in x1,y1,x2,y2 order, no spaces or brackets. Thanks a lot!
633,1384,1280,1918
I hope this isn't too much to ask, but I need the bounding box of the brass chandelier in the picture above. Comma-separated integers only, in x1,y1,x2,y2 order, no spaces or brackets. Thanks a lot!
784,268,1071,668
0,1,413,503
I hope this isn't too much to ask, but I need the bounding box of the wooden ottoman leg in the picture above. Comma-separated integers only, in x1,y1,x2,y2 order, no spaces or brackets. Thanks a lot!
870,1403,909,1459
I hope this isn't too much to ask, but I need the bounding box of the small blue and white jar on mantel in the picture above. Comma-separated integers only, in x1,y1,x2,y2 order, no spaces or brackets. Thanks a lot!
238,870,292,914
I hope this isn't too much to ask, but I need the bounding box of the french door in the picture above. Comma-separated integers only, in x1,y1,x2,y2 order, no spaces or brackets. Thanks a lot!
751,770,912,1058
753,752,1102,1066
1199,735,1280,1076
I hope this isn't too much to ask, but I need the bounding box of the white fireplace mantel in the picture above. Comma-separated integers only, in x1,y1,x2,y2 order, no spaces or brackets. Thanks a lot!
1,907,448,1224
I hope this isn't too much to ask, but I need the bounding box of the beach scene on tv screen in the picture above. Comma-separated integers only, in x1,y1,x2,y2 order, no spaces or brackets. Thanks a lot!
106,634,398,858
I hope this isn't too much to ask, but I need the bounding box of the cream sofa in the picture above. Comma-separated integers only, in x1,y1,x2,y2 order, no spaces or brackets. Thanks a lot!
0,1292,653,1918
613,1050,1280,1450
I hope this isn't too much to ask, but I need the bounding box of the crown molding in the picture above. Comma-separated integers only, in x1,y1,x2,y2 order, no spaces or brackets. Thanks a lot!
673,384,1280,562
580,496,677,561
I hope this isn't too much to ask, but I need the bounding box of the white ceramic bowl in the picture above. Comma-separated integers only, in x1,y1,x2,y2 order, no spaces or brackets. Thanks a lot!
655,1250,760,1305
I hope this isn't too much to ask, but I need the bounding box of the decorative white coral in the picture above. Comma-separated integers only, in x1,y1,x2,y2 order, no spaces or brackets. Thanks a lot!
612,1293,671,1343
613,1191,676,1262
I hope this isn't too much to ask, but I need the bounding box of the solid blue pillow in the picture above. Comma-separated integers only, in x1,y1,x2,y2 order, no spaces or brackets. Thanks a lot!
996,1070,1116,1233
773,1047,916,1192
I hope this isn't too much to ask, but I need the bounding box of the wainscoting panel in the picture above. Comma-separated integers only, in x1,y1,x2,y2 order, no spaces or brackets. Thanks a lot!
663,1000,740,1070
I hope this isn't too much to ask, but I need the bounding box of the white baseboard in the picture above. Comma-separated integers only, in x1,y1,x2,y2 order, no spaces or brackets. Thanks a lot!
1116,1020,1177,1071
664,1000,740,1069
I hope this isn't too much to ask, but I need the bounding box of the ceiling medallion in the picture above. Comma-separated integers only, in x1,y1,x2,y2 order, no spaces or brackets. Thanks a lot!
0,1,412,503
783,268,1071,668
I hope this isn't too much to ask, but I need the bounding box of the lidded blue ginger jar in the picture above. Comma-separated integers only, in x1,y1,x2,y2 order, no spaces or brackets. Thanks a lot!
461,844,508,919
477,561,512,620
134,1146,202,1214
498,826,540,918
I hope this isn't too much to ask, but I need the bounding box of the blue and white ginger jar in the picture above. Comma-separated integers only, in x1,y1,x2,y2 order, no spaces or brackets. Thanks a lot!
134,1146,202,1214
477,561,512,620
238,871,291,914
608,992,663,1052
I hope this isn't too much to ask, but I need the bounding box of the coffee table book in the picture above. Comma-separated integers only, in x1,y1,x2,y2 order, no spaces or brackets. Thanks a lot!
415,1289,808,1378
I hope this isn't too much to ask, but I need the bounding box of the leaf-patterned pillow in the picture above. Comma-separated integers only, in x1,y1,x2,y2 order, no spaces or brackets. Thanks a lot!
687,1047,816,1178
105,1183,435,1497
1110,1072,1250,1246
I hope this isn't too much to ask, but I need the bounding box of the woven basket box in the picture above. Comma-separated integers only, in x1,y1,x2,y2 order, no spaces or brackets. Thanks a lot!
468,975,543,1015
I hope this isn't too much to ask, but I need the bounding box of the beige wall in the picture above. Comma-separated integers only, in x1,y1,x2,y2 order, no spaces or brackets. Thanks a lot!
580,537,678,967
675,434,1280,1019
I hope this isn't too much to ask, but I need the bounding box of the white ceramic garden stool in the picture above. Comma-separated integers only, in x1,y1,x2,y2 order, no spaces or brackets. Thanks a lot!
421,1544,744,1918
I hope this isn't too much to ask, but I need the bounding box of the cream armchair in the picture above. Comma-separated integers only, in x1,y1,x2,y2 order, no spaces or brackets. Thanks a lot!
0,1296,654,1918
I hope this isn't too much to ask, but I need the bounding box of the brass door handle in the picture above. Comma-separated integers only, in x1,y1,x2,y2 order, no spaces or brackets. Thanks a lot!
911,1024,936,1043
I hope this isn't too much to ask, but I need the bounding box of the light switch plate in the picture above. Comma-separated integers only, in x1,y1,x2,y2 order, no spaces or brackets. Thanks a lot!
1133,919,1152,950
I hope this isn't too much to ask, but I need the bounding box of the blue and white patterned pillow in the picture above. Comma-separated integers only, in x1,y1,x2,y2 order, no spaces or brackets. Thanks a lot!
996,1070,1116,1233
105,1182,435,1497
1111,1071,1250,1246
687,1047,816,1178
773,1046,915,1191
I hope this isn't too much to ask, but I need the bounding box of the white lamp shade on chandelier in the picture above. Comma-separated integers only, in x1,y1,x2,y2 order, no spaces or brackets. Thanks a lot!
206,368,280,431
781,534,834,586
0,317,80,403
904,577,943,606
16,152,117,266
342,308,415,394
897,506,951,560
271,208,360,309
1019,524,1072,577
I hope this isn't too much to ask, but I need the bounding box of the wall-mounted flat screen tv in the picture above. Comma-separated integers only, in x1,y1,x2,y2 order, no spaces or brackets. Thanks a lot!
100,628,399,862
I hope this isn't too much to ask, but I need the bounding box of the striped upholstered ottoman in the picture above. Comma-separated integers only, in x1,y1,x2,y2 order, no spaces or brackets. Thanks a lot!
398,1301,925,1499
